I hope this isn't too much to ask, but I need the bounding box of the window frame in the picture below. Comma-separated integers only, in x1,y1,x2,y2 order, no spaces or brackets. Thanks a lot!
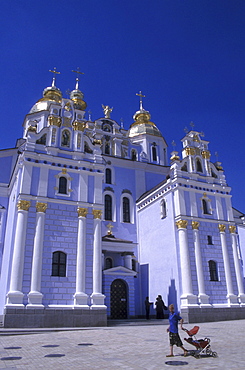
52,251,67,277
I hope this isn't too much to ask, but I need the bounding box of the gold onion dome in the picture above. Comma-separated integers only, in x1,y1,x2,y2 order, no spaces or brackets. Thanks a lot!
128,108,162,138
29,69,62,113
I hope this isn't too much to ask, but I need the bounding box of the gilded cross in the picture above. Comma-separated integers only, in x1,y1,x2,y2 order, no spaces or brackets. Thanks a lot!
49,67,60,87
72,67,84,89
136,91,146,110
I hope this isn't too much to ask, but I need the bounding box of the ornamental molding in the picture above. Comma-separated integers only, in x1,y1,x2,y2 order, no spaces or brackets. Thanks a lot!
201,150,211,159
218,224,226,232
77,207,88,218
176,219,188,229
92,209,102,219
36,202,47,213
229,225,236,234
48,115,61,127
72,120,86,131
192,221,200,230
17,200,31,211
185,147,196,156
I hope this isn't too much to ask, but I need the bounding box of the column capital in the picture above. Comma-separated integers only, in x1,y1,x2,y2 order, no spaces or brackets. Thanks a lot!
229,225,236,234
77,207,88,218
92,209,102,219
17,200,31,211
176,219,188,229
192,221,200,230
36,202,47,213
218,224,226,232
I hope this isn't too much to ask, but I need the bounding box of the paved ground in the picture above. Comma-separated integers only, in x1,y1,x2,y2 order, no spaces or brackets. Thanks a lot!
0,318,244,369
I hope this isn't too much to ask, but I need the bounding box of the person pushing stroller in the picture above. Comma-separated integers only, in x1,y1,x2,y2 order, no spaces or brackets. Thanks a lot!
166,304,188,357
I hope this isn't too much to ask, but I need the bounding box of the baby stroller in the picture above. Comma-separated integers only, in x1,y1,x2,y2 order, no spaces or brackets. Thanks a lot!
182,325,217,358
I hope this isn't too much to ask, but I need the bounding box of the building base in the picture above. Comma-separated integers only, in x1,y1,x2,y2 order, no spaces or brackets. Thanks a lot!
3,307,107,328
181,306,245,324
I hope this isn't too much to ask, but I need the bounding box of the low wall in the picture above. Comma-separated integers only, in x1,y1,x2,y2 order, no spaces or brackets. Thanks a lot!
181,307,245,324
3,307,107,328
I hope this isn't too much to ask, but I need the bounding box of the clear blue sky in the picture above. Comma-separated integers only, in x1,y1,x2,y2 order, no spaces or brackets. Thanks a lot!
0,0,244,212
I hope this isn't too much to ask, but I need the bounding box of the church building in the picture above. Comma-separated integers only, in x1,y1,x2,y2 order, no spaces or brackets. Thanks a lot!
0,71,244,327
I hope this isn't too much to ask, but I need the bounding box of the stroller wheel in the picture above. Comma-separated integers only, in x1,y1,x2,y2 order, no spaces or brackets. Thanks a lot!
194,354,200,359
212,352,218,358
206,348,212,355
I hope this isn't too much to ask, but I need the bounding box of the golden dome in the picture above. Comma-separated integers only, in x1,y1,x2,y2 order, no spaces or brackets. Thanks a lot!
70,88,87,111
128,109,162,138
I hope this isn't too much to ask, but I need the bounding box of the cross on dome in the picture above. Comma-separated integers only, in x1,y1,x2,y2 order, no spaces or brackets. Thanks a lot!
72,67,84,90
136,91,146,111
49,67,60,87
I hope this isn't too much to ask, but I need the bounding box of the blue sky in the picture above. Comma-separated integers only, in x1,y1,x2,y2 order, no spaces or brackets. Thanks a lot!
0,0,244,211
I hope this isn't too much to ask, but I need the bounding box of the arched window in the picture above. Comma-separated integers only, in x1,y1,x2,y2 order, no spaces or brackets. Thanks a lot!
61,130,70,147
105,194,112,220
123,197,130,223
209,260,218,281
131,150,137,161
36,134,47,145
105,168,112,184
160,199,167,219
207,235,213,245
59,177,67,194
84,141,92,153
202,198,210,215
105,257,113,270
52,251,67,277
181,163,188,172
196,158,203,172
152,146,157,161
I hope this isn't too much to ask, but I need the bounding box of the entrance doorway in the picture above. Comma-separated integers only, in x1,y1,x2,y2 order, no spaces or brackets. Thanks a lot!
110,279,128,319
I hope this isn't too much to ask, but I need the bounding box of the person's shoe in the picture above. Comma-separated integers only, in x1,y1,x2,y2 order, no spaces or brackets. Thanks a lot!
166,354,174,357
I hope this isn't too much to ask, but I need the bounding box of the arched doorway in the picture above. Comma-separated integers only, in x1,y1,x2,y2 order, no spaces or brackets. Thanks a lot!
110,279,128,319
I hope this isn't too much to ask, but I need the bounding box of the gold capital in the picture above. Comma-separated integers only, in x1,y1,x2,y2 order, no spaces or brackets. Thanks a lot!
192,221,200,230
36,202,47,213
229,225,236,234
77,207,88,218
201,150,211,159
72,120,86,131
185,147,196,156
176,220,188,229
218,224,226,232
17,200,31,211
48,115,61,127
92,209,102,219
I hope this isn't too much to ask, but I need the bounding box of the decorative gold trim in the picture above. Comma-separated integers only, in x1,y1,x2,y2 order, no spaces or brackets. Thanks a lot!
185,147,196,156
27,125,37,132
17,200,31,211
192,221,200,230
229,225,236,234
72,120,86,131
62,168,67,174
92,209,102,219
36,202,47,213
201,150,211,159
176,220,188,229
77,207,88,218
93,139,102,145
48,115,61,127
218,224,226,232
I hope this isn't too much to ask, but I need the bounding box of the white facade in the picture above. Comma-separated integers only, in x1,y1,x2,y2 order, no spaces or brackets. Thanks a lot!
0,77,244,327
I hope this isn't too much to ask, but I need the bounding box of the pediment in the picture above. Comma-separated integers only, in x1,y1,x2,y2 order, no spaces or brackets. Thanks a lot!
103,265,137,276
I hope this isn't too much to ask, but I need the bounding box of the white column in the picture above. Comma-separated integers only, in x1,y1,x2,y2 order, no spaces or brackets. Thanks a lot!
219,224,238,306
229,225,245,305
192,221,210,306
176,220,198,307
74,207,89,308
90,209,106,308
27,202,47,308
6,200,31,306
